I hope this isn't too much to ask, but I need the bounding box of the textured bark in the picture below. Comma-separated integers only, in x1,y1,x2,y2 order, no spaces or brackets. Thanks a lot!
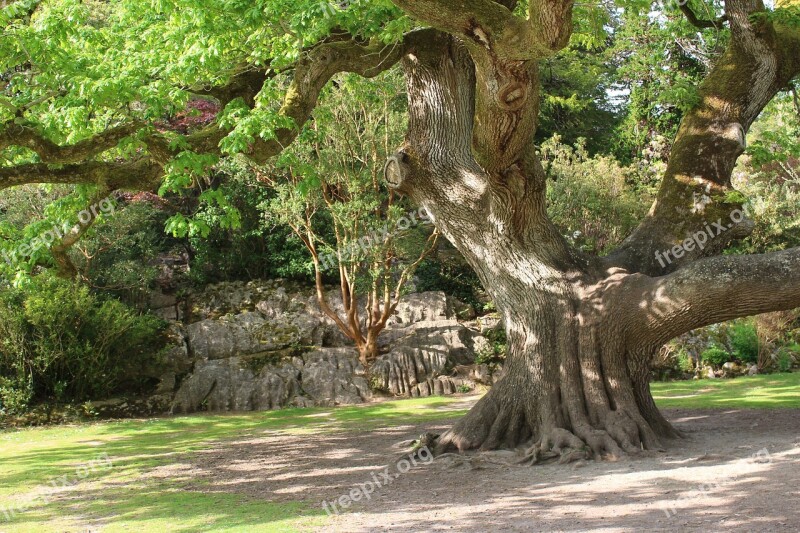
609,0,800,275
382,1,800,461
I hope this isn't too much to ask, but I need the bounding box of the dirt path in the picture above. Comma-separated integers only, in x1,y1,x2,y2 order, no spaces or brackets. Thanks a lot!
164,400,800,532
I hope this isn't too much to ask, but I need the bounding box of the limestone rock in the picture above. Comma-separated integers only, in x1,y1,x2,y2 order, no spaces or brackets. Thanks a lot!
301,348,371,406
387,291,454,326
171,355,302,414
186,312,321,360
158,283,496,414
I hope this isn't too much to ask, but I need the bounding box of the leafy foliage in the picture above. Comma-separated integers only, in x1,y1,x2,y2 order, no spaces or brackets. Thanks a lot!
186,161,313,284
729,320,760,364
262,72,432,297
542,135,651,254
607,1,727,162
0,274,166,415
701,346,731,367
731,93,800,254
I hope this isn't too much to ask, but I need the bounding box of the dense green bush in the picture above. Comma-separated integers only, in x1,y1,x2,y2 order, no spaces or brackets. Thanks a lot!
729,320,760,364
78,200,172,306
0,275,166,415
186,166,315,285
542,136,651,254
776,349,794,373
701,346,732,367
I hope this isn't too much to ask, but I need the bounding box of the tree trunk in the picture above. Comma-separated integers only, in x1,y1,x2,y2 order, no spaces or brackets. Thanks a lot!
383,17,800,461
384,31,675,460
425,217,676,458
356,331,380,368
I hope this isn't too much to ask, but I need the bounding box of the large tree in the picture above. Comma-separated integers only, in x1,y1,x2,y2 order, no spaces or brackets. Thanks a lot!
1,0,799,461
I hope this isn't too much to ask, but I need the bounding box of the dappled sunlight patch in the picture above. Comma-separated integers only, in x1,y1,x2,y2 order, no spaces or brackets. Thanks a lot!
3,390,799,530
651,373,800,409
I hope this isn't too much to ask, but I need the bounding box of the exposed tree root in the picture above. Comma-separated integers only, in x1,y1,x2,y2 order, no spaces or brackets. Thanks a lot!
430,368,680,466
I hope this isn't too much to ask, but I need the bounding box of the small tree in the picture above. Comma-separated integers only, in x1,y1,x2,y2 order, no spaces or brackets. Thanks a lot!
260,74,438,366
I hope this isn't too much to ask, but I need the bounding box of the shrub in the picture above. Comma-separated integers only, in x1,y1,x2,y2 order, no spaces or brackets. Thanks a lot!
0,376,32,416
187,168,314,285
729,320,759,364
776,345,797,372
677,349,695,373
777,353,792,372
542,136,651,254
701,346,732,367
0,275,166,414
78,200,169,306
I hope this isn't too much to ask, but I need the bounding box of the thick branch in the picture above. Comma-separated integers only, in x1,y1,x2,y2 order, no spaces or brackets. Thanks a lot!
528,0,574,52
248,34,416,164
392,0,571,59
607,0,800,276
392,0,533,58
0,123,142,164
631,247,800,347
0,160,163,191
0,34,414,192
397,31,485,207
192,68,269,108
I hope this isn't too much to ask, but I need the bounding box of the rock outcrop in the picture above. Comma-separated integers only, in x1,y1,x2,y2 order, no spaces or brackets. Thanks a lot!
136,280,497,415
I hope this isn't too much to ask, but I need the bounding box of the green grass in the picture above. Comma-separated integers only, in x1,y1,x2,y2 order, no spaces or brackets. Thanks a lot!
651,372,800,409
1,373,798,532
0,395,471,533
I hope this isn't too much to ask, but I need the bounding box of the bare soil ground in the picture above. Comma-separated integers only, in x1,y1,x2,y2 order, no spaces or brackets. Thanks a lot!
160,398,800,532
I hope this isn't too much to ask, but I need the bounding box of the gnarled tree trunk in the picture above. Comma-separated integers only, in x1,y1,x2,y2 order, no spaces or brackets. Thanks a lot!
384,0,800,461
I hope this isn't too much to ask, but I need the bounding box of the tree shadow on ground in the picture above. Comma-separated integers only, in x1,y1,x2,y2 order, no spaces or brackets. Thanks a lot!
3,405,799,531
159,408,800,532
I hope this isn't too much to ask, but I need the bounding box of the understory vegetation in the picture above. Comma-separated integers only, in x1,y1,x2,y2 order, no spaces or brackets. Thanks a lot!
0,275,166,418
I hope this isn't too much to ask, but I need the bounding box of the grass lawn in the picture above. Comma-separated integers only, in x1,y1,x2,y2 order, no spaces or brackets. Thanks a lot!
1,373,798,532
650,372,800,409
0,396,470,532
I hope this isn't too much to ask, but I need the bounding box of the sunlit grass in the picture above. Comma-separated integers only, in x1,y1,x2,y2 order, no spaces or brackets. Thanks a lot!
0,395,472,532
1,374,798,531
650,372,800,409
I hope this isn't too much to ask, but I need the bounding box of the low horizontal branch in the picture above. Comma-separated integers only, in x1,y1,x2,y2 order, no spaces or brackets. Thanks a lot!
0,32,419,192
630,247,800,347
0,123,143,164
0,159,163,191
